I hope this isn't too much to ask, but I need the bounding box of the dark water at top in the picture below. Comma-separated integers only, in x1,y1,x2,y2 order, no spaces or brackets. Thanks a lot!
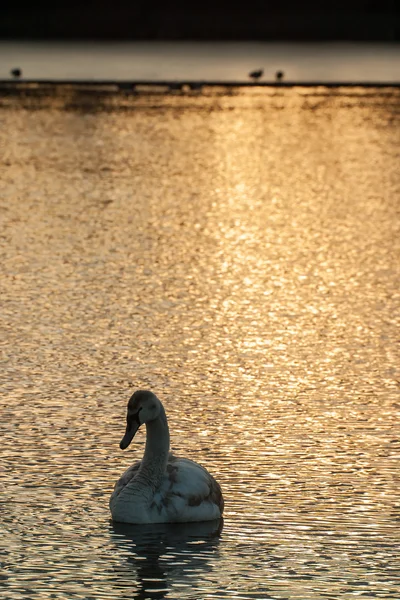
0,87,399,599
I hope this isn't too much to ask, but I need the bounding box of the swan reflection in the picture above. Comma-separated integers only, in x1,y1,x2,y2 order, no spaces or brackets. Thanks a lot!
110,519,223,599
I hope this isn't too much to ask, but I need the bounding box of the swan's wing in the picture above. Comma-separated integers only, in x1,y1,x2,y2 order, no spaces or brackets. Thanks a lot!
151,456,224,521
111,460,141,499
170,457,223,507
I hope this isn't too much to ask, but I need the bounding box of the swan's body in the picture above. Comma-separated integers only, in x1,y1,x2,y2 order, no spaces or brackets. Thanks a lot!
110,390,224,524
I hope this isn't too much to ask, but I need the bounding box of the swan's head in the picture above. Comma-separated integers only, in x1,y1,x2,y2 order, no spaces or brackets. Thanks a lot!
120,390,161,450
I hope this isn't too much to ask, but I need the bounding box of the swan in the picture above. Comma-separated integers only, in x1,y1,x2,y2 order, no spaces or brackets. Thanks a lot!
109,390,224,524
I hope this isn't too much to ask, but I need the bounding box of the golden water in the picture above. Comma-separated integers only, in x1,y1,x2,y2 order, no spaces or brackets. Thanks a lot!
1,88,399,599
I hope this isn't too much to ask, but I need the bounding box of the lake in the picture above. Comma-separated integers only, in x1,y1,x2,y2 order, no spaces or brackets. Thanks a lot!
0,85,399,599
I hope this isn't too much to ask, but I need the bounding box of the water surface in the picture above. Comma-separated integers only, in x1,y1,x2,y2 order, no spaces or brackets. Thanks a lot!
0,87,399,599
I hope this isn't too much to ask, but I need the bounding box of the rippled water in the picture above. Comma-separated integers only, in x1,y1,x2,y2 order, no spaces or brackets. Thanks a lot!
1,88,399,599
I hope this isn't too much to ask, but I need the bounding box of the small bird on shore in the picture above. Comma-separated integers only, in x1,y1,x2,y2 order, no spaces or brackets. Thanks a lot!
249,68,264,81
10,67,22,78
275,70,284,82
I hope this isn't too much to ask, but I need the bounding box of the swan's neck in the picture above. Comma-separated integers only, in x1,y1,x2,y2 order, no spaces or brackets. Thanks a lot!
134,407,170,492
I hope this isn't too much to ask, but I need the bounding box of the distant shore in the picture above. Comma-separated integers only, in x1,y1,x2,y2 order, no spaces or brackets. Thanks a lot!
1,42,400,85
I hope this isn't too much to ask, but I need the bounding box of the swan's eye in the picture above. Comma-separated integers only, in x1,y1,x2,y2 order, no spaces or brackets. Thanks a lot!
128,407,142,425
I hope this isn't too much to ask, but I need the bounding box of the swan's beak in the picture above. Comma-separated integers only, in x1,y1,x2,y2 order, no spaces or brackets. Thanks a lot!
120,422,139,449
120,412,141,450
